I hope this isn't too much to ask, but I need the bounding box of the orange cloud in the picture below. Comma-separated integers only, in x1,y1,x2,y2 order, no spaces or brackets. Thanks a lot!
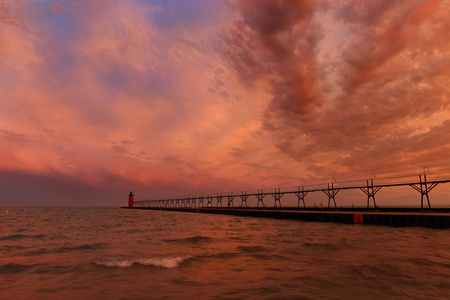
222,0,450,183
1,0,450,205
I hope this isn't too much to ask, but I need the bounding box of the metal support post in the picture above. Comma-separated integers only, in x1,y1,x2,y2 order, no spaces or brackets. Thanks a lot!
410,170,438,209
322,180,340,209
198,196,204,207
359,178,382,209
256,189,265,208
216,193,223,207
240,191,249,207
272,188,283,208
295,184,308,208
227,192,235,207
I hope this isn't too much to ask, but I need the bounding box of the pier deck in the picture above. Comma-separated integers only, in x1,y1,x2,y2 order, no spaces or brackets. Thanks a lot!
121,206,450,229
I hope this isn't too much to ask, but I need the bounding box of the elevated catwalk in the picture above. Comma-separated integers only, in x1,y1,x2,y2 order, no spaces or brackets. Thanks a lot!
133,171,450,210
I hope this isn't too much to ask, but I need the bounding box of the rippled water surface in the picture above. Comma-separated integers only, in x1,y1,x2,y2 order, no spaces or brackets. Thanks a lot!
1,206,450,299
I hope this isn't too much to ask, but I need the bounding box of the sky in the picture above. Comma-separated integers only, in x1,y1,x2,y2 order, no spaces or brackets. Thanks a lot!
1,0,450,206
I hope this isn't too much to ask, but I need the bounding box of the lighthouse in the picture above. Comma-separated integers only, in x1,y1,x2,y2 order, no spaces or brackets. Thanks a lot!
128,192,134,207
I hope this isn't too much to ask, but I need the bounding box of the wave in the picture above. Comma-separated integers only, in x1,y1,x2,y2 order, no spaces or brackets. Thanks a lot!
204,252,239,260
163,235,213,244
1,245,28,251
33,265,75,275
25,248,50,256
0,233,45,241
0,263,39,274
249,254,273,260
301,242,339,251
237,245,269,253
56,243,108,253
17,243,108,257
406,257,450,270
96,255,192,269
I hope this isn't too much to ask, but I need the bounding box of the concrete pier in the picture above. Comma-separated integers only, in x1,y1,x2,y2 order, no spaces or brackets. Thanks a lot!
121,207,450,229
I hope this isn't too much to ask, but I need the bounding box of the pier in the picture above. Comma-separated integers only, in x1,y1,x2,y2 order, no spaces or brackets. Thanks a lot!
121,206,450,229
122,170,450,228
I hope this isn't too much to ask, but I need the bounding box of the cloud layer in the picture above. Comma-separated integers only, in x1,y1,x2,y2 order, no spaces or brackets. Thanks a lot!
222,0,450,180
1,0,450,205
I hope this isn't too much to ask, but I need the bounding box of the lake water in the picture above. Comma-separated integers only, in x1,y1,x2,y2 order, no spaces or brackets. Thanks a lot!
1,206,449,299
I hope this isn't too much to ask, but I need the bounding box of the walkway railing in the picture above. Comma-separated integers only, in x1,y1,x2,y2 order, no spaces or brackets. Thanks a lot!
133,169,450,210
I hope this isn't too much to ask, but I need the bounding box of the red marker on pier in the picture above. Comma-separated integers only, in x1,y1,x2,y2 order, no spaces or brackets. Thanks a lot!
128,192,134,207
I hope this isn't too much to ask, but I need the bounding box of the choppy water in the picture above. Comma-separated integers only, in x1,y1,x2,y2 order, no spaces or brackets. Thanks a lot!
1,206,449,299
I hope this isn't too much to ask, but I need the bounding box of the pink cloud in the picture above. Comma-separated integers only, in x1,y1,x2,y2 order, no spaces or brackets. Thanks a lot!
0,0,255,201
1,0,450,205
222,0,450,183
50,2,69,14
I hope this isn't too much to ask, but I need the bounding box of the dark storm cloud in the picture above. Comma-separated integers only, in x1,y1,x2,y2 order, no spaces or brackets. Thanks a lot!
222,0,324,122
222,0,450,179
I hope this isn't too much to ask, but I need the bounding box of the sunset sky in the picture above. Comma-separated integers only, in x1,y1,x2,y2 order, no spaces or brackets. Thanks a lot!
1,0,450,206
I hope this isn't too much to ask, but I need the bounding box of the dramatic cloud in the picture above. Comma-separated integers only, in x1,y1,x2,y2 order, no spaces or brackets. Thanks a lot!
1,0,450,206
222,0,450,181
222,0,323,121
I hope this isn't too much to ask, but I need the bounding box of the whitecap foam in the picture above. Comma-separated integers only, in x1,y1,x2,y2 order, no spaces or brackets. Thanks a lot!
97,259,134,268
137,256,190,268
96,255,191,269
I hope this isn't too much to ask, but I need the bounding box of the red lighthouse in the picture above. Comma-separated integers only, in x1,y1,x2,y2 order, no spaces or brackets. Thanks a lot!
128,192,134,207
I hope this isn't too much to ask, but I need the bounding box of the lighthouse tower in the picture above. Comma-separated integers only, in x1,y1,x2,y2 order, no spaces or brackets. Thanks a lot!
128,192,134,207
